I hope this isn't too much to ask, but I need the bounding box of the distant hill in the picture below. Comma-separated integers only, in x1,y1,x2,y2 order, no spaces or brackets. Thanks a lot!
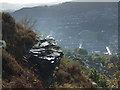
12,2,118,52
12,2,117,17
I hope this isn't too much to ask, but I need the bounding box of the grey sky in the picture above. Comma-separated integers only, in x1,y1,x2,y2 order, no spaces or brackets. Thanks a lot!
74,0,119,1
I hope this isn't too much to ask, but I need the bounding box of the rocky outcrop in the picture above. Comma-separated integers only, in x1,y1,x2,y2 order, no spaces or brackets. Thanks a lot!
23,35,64,79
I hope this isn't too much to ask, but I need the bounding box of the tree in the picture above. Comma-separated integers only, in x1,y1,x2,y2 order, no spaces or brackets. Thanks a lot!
20,16,37,30
89,68,108,88
75,48,88,55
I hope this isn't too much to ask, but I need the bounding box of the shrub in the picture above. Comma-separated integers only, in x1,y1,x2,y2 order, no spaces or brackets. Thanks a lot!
2,13,16,43
56,69,70,84
17,29,36,46
2,13,44,88
2,50,24,79
53,57,95,88
67,64,81,75
75,48,88,55
2,70,44,88
88,68,108,88
2,13,36,62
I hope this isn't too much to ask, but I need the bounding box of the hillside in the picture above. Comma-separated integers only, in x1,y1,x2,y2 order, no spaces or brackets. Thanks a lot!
2,12,43,88
12,2,118,52
2,13,100,88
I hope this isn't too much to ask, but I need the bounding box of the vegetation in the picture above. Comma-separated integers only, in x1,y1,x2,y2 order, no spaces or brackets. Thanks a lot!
51,57,96,88
2,12,119,89
63,48,120,88
75,48,88,55
2,13,44,88
2,13,36,61
19,16,37,30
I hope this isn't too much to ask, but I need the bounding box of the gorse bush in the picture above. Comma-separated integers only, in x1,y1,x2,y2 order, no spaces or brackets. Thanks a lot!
2,13,44,88
2,50,24,79
56,69,70,84
54,57,96,88
2,13,36,60
17,29,36,46
67,64,81,75
2,13,16,48
2,50,44,88
2,68,44,88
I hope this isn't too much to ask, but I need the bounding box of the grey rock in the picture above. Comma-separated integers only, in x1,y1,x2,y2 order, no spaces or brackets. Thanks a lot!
24,36,64,78
0,40,6,49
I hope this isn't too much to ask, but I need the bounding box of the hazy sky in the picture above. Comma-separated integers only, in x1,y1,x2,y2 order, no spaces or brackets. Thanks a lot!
0,0,119,4
1,0,72,4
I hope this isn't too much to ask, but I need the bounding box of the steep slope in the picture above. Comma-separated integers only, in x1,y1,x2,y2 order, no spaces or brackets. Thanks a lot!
2,13,44,88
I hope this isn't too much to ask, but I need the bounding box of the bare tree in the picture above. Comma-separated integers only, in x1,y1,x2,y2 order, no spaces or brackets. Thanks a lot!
20,16,37,30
